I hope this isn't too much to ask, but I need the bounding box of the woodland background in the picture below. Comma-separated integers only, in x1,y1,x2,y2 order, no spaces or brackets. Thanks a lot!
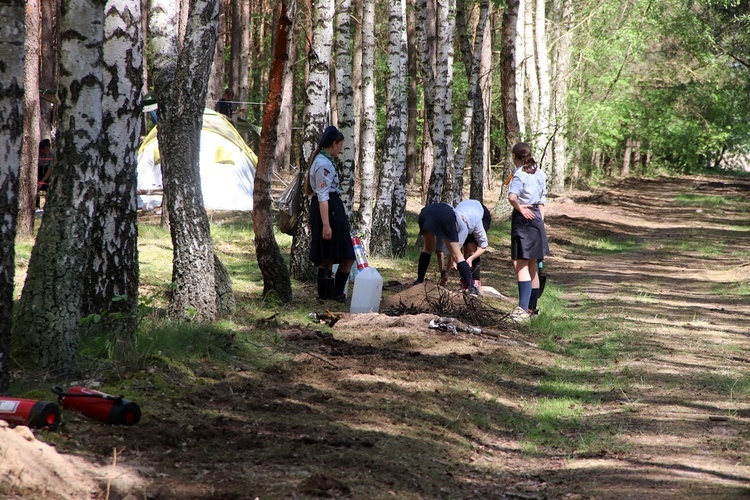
0,0,748,389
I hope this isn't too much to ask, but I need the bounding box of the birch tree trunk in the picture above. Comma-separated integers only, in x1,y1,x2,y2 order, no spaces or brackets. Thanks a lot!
207,0,226,104
515,0,525,137
524,0,539,139
501,0,521,150
230,0,250,105
19,0,41,237
290,0,333,281
371,0,407,257
416,0,436,203
473,5,492,199
253,0,294,302
535,0,551,170
150,0,223,321
357,0,376,246
80,0,142,339
550,0,572,194
433,0,456,204
274,2,296,172
0,0,25,390
405,0,418,184
455,0,489,205
334,0,355,216
15,0,106,373
351,0,363,176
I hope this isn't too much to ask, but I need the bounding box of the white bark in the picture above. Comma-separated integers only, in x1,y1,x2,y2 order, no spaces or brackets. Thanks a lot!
16,0,105,372
416,0,436,202
515,0,526,137
524,0,539,139
431,0,456,203
0,0,25,390
334,0,356,216
371,0,407,257
357,0,376,245
535,0,551,170
551,0,572,193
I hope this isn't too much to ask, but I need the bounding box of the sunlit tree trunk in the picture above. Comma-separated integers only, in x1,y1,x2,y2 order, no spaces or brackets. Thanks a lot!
515,0,525,137
334,0,355,216
550,0,571,194
371,0,407,257
405,0,418,185
0,0,25,390
501,0,520,150
473,5,492,200
351,0,363,176
253,0,294,302
81,0,142,339
150,0,224,321
524,0,539,140
433,0,456,204
535,0,551,170
357,0,376,246
290,0,333,281
274,2,295,172
19,0,41,237
16,0,106,373
415,0,436,203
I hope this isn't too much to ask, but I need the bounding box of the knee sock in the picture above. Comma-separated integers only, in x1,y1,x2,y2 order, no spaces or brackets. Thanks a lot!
457,261,474,291
416,252,431,282
471,257,481,281
318,267,329,279
517,280,532,311
334,270,349,297
528,288,540,311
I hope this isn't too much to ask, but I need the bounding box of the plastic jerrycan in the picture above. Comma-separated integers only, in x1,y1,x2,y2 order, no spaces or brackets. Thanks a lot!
350,267,383,313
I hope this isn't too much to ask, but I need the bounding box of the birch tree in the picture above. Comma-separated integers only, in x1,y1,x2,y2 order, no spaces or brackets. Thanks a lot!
454,0,489,204
334,0,355,216
18,0,41,237
356,0,376,247
550,0,572,193
290,0,333,281
0,0,25,390
470,2,492,201
371,0,407,257
433,0,456,204
81,0,142,338
252,0,294,302
524,0,539,139
415,0,436,202
15,0,106,373
150,0,226,321
535,0,551,170
515,0,526,136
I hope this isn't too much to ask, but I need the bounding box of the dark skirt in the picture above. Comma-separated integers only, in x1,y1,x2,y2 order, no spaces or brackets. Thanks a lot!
418,203,459,242
510,207,549,260
309,193,355,267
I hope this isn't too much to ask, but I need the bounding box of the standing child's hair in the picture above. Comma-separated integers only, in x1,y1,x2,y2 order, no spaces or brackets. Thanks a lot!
305,126,344,195
512,142,538,174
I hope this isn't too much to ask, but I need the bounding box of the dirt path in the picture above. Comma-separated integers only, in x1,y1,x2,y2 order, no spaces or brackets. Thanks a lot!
535,175,750,498
4,175,749,499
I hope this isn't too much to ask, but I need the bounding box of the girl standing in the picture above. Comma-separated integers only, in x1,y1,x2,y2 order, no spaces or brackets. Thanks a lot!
507,142,549,322
306,126,355,302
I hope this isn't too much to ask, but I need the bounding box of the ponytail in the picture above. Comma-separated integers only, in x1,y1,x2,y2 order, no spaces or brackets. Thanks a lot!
511,142,537,174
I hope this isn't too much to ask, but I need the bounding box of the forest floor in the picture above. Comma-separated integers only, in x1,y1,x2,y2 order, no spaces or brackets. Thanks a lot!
2,174,750,499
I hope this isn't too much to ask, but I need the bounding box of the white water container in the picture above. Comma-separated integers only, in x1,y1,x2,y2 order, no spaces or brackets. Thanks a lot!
349,267,383,313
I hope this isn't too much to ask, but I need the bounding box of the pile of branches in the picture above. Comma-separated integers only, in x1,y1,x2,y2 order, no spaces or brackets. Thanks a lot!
383,287,510,328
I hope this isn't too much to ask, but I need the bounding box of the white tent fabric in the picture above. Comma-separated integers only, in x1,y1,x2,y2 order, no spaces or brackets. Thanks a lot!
137,109,258,211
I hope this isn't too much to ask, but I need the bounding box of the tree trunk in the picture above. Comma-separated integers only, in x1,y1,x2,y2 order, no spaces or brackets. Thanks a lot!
274,0,295,172
514,0,525,137
15,0,106,374
19,0,41,237
473,5,492,200
416,0,436,203
356,0,376,246
207,0,227,106
434,0,456,204
252,0,294,302
550,0,571,194
230,0,250,106
535,0,551,170
0,0,25,391
524,0,539,139
501,0,520,167
81,0,142,339
39,0,60,142
290,0,333,281
334,0,355,216
371,0,407,258
151,0,223,321
621,137,632,177
351,0,363,177
405,0,418,185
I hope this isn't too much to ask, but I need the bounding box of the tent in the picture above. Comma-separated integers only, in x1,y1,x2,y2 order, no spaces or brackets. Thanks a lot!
137,109,258,211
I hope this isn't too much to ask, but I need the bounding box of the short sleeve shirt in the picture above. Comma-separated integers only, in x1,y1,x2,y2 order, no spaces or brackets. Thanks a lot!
509,167,547,205
455,200,489,248
310,152,339,202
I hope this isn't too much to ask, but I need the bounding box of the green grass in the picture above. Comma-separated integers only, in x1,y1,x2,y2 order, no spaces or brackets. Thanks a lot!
673,193,745,208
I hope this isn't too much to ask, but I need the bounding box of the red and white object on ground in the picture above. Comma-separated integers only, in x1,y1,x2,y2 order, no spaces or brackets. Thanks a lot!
351,235,369,270
53,386,141,426
0,397,62,430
